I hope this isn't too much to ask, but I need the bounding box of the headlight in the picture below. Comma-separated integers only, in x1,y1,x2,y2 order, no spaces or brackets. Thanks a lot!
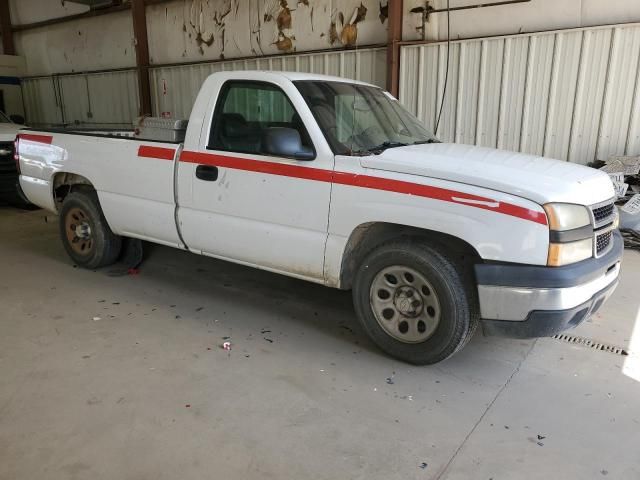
543,203,591,231
544,203,593,266
547,238,593,266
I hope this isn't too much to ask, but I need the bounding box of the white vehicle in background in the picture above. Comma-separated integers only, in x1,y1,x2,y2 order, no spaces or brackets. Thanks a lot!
0,111,29,207
15,71,622,364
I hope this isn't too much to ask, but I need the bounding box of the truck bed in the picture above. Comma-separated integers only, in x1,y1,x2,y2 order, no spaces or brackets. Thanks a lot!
17,128,184,247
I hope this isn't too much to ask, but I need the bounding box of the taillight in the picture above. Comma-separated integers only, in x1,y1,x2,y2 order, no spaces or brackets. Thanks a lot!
14,135,20,173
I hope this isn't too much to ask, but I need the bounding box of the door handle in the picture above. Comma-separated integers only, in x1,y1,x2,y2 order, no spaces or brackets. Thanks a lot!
195,165,219,181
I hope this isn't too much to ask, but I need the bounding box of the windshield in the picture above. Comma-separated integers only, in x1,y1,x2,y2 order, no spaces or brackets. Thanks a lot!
294,80,437,155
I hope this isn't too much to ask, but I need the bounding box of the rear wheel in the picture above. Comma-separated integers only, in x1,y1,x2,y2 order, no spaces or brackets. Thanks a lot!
59,191,122,269
353,240,478,365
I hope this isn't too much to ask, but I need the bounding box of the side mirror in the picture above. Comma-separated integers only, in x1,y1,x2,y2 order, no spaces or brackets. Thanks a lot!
262,127,314,161
9,114,25,125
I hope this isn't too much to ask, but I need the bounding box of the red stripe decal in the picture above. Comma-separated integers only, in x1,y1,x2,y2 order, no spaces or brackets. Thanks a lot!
180,150,333,182
138,145,176,160
19,133,53,144
180,150,547,226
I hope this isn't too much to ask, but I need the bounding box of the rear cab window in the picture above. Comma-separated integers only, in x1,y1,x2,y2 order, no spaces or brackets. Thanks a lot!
207,81,314,157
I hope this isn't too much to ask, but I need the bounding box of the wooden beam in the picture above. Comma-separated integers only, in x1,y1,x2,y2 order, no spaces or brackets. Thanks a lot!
131,0,152,116
386,0,403,97
0,0,15,55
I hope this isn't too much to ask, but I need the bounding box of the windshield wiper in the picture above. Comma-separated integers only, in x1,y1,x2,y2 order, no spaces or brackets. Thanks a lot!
412,139,439,145
366,141,408,155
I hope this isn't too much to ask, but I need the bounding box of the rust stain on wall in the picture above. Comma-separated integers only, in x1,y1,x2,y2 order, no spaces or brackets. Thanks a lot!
277,1,292,30
185,0,234,57
171,0,385,61
379,2,388,23
330,3,368,47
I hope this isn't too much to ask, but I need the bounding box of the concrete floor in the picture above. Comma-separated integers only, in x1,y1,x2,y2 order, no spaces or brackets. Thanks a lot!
1,205,639,480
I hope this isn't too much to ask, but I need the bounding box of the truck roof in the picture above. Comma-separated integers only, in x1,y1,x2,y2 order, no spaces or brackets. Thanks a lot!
273,71,378,87
208,70,378,88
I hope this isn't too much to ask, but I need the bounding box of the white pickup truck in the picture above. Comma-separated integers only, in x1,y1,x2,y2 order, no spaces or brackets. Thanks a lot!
16,71,623,364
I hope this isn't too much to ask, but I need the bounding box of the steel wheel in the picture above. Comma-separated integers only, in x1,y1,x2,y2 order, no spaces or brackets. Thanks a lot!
369,265,441,343
64,207,94,256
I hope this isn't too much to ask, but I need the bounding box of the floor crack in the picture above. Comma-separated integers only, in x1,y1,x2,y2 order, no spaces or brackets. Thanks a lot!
434,340,538,480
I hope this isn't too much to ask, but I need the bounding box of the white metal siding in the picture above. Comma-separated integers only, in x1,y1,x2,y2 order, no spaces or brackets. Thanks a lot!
22,47,386,128
22,70,138,129
150,47,387,119
400,23,640,164
22,77,63,126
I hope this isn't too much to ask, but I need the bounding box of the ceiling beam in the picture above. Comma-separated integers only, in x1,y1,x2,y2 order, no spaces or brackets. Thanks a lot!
386,0,403,97
0,0,15,54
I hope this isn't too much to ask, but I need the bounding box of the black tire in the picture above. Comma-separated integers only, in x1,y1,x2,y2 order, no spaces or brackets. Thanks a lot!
58,190,122,269
352,239,478,365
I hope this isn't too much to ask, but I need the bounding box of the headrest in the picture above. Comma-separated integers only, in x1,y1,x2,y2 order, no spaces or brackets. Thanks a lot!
221,113,248,138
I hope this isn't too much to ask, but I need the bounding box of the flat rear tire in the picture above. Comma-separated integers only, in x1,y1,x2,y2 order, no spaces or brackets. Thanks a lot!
59,191,122,269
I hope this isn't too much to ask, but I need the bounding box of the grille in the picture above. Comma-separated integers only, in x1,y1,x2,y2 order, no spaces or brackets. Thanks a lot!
596,230,612,255
592,202,615,225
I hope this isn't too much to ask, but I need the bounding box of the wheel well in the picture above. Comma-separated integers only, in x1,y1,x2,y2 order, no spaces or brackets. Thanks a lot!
52,173,95,209
339,222,481,290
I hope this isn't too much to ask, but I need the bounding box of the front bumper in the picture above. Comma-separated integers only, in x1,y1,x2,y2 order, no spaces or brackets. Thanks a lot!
476,230,624,338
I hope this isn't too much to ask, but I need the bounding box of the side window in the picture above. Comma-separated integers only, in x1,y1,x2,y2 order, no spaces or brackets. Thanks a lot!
208,81,313,155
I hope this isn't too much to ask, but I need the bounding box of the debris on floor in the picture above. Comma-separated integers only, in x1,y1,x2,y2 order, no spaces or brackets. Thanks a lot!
419,462,428,469
222,341,232,351
620,229,640,250
592,155,640,250
595,155,640,199
386,371,396,385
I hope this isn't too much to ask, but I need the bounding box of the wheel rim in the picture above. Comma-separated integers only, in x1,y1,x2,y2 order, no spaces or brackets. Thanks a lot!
369,265,441,343
64,207,94,256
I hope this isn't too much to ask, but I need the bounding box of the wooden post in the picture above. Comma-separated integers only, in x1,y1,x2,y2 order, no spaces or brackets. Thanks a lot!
131,0,152,116
386,0,403,97
0,0,15,55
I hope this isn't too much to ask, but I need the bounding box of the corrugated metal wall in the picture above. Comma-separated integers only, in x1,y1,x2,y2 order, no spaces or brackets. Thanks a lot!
150,47,387,119
399,23,640,164
22,70,139,129
20,47,386,128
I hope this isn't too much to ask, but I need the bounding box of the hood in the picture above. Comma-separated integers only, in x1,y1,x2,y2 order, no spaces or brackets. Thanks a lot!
361,143,615,206
0,122,21,141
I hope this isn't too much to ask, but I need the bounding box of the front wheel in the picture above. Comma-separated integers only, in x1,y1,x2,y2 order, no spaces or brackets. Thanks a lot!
59,190,122,269
352,240,478,365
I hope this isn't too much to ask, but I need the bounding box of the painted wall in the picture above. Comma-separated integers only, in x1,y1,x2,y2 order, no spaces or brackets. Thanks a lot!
10,0,640,76
403,0,640,42
146,0,389,65
9,0,88,26
13,10,136,76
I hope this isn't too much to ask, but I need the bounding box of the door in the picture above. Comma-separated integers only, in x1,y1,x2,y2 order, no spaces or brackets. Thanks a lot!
176,78,334,282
